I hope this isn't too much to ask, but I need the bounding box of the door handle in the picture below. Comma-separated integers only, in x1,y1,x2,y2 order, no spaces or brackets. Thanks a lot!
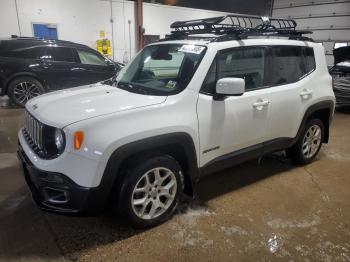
71,67,86,71
300,89,313,99
40,63,50,69
253,99,270,110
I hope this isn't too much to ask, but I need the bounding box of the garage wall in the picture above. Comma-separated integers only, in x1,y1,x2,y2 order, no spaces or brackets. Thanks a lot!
0,0,231,63
272,0,350,66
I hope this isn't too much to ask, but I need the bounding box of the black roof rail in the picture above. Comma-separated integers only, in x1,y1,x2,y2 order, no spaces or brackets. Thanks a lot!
165,14,313,42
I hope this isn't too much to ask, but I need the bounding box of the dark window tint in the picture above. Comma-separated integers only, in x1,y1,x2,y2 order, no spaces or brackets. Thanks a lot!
305,47,316,73
201,45,316,95
217,47,265,91
268,46,305,86
201,60,217,94
44,47,76,62
267,46,315,86
0,45,44,59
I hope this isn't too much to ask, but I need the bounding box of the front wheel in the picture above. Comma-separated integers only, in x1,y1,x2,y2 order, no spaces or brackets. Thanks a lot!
286,118,324,164
117,155,184,228
7,77,45,107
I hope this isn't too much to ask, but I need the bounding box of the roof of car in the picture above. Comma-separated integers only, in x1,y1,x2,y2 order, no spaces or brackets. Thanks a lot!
2,36,89,49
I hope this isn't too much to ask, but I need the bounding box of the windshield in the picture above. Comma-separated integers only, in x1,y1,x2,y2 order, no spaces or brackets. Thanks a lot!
116,44,206,95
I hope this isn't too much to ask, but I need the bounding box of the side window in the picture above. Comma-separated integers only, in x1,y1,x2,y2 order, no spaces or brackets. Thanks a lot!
44,47,76,62
77,49,107,66
0,46,44,59
304,47,316,73
268,46,306,86
217,47,265,91
201,59,217,94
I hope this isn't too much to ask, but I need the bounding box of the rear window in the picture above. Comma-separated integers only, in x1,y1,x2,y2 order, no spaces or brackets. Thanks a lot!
43,46,76,62
77,49,106,65
266,46,315,86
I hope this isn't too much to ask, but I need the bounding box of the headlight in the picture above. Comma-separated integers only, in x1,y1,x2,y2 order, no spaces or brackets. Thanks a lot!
54,128,65,151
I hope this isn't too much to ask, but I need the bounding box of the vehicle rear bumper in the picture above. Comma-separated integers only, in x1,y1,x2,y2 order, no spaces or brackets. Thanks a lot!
17,143,107,215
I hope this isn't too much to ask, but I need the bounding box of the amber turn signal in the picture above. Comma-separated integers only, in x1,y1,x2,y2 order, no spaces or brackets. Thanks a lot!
74,131,84,150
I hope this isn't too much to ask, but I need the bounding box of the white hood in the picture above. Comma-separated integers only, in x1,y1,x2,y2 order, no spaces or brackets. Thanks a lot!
26,83,167,128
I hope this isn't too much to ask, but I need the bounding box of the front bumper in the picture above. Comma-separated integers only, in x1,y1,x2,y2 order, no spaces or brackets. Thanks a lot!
17,144,107,215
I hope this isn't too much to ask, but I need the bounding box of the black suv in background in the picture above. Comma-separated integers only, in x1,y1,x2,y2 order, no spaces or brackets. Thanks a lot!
329,46,350,106
0,37,121,106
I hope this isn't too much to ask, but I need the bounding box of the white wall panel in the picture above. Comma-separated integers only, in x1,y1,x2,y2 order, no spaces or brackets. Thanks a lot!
273,0,350,65
0,0,22,36
0,0,231,63
273,2,350,17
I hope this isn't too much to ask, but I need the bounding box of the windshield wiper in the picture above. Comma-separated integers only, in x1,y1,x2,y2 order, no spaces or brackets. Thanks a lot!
117,81,149,95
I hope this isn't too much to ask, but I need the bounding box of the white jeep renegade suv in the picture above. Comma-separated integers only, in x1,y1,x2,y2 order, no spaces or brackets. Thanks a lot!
18,15,335,228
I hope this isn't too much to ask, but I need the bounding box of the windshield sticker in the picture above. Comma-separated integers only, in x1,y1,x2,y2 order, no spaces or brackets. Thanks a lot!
179,45,205,54
165,80,177,89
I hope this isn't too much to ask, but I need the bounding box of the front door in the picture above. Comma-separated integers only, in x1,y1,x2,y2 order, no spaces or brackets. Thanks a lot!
197,46,271,167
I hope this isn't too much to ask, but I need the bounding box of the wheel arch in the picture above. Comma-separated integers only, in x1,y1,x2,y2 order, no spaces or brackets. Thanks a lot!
4,72,46,94
99,133,199,206
295,100,335,144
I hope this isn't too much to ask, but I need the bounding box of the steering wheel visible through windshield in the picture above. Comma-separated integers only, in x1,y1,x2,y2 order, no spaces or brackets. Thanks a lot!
116,44,206,95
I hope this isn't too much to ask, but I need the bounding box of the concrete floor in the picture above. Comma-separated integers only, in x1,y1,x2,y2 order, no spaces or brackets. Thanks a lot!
0,96,349,261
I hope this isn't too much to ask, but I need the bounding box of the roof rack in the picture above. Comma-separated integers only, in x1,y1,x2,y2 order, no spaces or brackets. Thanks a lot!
165,14,313,42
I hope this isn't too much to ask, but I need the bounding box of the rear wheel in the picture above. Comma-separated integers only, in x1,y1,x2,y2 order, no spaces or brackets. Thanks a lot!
287,118,324,164
7,77,45,107
117,155,183,228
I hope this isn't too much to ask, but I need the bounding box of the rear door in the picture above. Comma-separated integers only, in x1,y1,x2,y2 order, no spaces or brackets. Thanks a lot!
263,45,316,144
39,46,83,90
75,48,116,85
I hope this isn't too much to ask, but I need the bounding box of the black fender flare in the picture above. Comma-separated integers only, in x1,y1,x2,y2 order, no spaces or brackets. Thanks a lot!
293,100,335,145
91,132,199,207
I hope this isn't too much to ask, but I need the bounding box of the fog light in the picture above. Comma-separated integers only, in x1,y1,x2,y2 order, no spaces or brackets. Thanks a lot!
43,188,69,204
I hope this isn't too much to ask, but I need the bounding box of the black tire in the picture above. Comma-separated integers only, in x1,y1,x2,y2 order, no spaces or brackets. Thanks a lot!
117,155,184,229
7,76,45,107
286,118,324,165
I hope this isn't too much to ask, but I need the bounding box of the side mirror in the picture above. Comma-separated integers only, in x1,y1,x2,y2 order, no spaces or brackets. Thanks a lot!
215,77,245,99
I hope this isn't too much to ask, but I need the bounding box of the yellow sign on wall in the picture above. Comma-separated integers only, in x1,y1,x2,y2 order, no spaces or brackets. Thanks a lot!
96,30,112,58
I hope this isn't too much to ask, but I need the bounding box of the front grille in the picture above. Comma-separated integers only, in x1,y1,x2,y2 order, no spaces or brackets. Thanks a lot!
22,110,65,159
23,110,45,155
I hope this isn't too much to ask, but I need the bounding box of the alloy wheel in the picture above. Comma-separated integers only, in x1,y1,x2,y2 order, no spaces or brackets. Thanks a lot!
131,167,177,220
13,82,43,105
302,124,322,159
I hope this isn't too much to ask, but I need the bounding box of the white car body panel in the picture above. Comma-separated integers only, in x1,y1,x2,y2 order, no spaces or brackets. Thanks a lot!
26,83,167,128
19,38,335,189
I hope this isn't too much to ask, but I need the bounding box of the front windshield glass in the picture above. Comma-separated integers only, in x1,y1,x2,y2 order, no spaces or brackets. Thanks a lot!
116,44,206,95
